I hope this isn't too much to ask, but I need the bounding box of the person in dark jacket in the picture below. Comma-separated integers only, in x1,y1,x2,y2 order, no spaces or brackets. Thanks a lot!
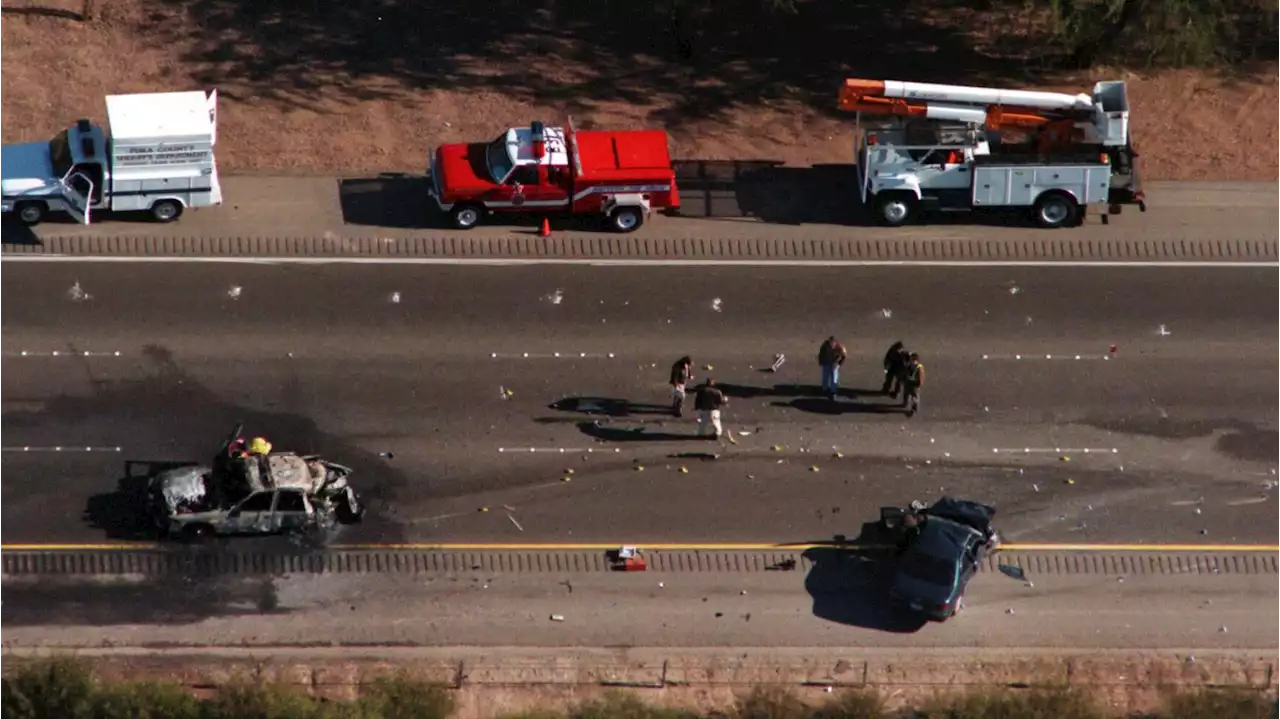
693,378,728,439
669,356,694,417
881,341,910,398
902,352,925,417
817,336,848,400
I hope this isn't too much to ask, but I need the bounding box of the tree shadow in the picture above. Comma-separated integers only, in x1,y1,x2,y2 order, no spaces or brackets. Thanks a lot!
148,0,1035,123
551,396,675,418
2,343,410,544
802,546,927,633
577,421,702,443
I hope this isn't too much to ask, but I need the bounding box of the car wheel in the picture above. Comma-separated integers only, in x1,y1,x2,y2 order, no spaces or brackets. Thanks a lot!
874,192,916,227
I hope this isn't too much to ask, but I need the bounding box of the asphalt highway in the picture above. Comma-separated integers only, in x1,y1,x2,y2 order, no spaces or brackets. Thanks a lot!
2,263,1276,546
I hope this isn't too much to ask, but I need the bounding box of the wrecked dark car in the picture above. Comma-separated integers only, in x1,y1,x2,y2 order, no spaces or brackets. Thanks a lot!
145,424,364,542
879,497,1001,621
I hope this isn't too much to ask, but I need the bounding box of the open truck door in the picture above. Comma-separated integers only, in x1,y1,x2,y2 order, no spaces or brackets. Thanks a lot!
206,88,224,205
58,170,95,225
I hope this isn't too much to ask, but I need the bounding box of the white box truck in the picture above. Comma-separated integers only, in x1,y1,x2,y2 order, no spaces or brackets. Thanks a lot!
1,89,223,226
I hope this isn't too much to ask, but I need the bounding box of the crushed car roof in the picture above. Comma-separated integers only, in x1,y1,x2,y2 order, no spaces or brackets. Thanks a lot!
925,496,995,535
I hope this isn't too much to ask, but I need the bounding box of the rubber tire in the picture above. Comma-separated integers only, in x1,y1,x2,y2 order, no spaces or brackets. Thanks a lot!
16,202,45,226
1032,193,1078,229
450,204,483,230
150,200,183,223
874,193,916,227
609,207,644,233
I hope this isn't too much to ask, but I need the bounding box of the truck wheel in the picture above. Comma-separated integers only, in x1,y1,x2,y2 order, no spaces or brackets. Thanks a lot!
450,204,483,230
15,202,45,226
1032,193,1077,229
874,193,916,227
150,200,183,223
609,207,644,233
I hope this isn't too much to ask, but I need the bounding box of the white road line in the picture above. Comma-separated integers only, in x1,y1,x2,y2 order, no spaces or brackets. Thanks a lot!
4,351,123,358
982,354,1112,361
992,447,1119,454
2,446,123,453
492,352,616,359
498,447,625,453
2,255,1274,269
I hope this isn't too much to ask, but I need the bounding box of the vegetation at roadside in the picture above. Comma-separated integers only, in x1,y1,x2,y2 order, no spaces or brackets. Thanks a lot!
2,657,1276,719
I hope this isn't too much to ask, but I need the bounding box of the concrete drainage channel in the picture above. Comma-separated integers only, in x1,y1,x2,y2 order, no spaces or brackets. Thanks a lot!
2,549,1275,578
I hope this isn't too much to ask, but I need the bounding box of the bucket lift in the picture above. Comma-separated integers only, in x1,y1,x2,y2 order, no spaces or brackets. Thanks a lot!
837,78,1146,227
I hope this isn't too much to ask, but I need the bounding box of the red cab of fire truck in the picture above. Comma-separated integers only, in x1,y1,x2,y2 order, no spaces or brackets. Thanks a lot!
427,119,680,233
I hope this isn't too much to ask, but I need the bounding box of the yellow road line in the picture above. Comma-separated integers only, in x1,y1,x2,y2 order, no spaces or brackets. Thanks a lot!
2,542,1276,552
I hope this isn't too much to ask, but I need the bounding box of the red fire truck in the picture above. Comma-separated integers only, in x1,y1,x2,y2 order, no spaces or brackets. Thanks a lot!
427,118,680,233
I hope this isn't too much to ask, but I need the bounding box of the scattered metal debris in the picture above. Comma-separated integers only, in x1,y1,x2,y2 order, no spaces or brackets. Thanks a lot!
67,281,92,302
1158,324,1171,336
226,285,242,300
507,514,524,532
711,297,723,312
880,308,893,319
546,289,565,305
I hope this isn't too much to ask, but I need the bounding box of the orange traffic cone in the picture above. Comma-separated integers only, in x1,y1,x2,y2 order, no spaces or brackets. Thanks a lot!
538,217,551,238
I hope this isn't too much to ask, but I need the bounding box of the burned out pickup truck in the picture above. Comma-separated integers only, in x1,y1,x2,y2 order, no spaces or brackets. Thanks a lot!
146,424,364,542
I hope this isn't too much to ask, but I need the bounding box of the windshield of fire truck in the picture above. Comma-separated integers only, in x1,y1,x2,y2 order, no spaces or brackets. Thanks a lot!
485,135,514,184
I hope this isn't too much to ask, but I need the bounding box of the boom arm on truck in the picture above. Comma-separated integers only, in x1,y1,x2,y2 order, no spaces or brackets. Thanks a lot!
836,76,1144,227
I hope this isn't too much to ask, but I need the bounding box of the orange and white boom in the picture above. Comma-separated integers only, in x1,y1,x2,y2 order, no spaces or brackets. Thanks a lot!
838,78,1096,130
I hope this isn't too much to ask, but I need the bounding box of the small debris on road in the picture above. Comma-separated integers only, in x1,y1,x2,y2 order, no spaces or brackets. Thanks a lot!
507,513,524,532
226,285,242,300
1158,324,1172,336
68,281,92,302
546,289,565,305
880,308,893,319
711,297,723,312
550,614,565,622
389,291,401,304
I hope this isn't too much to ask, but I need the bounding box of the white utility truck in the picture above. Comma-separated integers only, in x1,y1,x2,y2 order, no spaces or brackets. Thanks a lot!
838,78,1146,228
1,90,222,226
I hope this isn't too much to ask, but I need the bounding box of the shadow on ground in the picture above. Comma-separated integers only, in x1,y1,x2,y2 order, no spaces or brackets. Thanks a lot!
151,0,1041,122
2,344,411,544
577,420,704,443
802,546,927,633
551,396,674,418
2,575,287,627
1084,417,1279,463
672,160,866,225
1,218,42,245
338,174,435,229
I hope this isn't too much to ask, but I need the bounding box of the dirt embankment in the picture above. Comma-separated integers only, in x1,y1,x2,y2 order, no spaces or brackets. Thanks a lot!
2,648,1276,718
2,1,1276,181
